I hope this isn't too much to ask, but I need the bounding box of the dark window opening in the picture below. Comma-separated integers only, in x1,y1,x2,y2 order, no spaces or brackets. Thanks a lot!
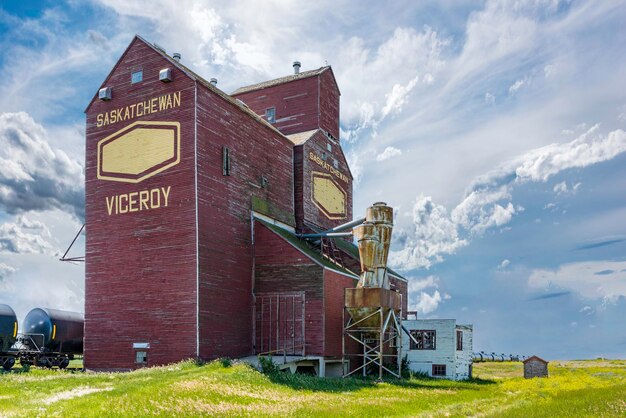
265,107,276,124
409,330,436,350
131,70,143,84
432,364,446,376
135,351,147,364
222,146,231,176
456,330,463,351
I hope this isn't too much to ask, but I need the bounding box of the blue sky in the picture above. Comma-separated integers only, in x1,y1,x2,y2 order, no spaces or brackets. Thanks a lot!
0,0,625,360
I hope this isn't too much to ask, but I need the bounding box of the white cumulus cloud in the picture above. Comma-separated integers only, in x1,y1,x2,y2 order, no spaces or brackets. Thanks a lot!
0,216,53,255
509,79,525,95
528,261,626,302
408,275,439,293
499,259,511,270
376,146,403,162
411,290,444,315
0,263,17,283
390,195,467,270
390,125,626,270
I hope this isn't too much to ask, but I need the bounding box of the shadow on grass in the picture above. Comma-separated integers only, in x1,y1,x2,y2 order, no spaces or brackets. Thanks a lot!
261,368,496,393
0,365,85,375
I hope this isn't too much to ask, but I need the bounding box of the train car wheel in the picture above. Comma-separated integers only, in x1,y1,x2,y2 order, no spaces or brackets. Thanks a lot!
2,357,15,371
59,357,70,369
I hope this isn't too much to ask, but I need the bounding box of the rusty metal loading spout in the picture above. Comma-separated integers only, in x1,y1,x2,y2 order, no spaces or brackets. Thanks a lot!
354,202,394,289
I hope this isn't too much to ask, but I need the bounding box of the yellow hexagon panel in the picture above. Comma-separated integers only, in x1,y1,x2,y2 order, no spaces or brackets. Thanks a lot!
97,121,180,183
312,172,347,220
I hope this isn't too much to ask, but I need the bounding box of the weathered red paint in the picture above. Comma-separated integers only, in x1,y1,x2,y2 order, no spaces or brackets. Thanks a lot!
295,130,353,233
232,68,341,140
84,36,407,371
85,37,293,370
254,222,363,357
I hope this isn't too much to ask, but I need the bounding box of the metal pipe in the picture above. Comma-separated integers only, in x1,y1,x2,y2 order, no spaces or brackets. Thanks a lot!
297,232,354,238
401,324,421,347
325,217,366,233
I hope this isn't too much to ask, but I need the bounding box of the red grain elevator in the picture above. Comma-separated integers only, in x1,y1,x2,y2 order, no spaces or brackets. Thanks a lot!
84,35,406,372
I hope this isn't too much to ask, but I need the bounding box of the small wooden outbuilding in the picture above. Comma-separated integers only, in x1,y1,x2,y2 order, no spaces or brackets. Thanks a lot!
523,355,549,378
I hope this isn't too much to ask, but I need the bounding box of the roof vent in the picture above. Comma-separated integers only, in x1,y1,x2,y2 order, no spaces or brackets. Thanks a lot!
293,61,301,74
173,53,181,62
210,78,218,86
159,68,173,82
98,87,112,101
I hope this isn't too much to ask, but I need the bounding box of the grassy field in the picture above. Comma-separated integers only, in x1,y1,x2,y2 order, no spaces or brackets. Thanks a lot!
0,359,625,417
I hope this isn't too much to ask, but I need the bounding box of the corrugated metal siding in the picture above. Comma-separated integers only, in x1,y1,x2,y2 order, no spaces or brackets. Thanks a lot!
389,276,408,318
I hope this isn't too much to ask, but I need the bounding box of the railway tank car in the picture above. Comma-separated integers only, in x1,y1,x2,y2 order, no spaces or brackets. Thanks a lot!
0,304,18,370
20,308,83,368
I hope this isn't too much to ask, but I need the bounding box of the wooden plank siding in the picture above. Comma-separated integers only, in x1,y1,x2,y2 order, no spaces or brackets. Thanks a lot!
232,76,319,136
85,38,198,370
298,130,353,232
323,270,357,358
195,80,294,360
84,36,408,372
85,37,294,370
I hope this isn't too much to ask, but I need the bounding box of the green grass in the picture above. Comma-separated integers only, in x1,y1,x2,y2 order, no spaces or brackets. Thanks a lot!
0,359,624,417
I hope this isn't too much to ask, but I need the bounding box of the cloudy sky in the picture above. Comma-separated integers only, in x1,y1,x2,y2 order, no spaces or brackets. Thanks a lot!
1,0,625,360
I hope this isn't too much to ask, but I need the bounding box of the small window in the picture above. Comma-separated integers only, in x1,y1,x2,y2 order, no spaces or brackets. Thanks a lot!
135,351,147,364
327,143,332,152
265,107,276,124
432,364,446,376
222,146,231,176
456,330,463,351
333,158,339,169
131,70,143,84
321,152,327,161
410,330,436,350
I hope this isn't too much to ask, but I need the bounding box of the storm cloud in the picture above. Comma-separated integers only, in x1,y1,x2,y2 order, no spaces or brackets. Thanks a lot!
0,112,84,219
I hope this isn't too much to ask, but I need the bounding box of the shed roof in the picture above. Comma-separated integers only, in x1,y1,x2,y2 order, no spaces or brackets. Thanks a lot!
286,129,319,146
255,219,358,278
232,67,331,95
523,355,549,364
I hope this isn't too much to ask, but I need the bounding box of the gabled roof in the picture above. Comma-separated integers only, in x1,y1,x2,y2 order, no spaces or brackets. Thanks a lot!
256,219,358,278
523,355,549,364
86,35,288,143
287,129,354,180
231,66,331,95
